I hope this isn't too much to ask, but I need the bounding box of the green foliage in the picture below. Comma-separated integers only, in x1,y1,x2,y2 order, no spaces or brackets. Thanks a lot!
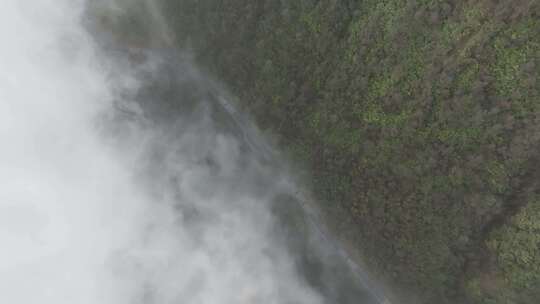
455,62,480,92
467,198,540,303
489,17,540,119
490,199,540,290
492,39,530,97
360,104,412,127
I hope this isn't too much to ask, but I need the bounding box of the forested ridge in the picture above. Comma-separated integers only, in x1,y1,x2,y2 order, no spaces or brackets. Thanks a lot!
124,1,539,303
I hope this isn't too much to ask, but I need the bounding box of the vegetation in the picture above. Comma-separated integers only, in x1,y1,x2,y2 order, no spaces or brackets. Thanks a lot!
158,0,540,303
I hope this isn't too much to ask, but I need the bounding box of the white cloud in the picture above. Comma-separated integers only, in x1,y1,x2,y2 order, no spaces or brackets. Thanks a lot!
0,1,323,304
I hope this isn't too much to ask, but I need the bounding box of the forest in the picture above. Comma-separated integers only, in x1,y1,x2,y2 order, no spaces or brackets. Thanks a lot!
128,1,540,303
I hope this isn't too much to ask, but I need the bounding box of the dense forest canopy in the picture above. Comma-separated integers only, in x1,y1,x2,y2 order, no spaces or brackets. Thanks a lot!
98,1,540,303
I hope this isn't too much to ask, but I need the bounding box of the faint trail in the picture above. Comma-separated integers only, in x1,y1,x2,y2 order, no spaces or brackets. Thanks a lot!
214,94,393,304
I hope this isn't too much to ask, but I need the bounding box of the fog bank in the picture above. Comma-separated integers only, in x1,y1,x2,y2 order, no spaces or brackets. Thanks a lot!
1,1,381,304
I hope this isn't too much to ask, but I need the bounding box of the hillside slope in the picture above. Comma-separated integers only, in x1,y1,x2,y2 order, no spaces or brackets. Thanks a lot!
159,1,539,303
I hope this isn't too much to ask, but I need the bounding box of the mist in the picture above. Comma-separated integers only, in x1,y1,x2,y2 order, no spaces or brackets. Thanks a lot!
1,1,383,304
